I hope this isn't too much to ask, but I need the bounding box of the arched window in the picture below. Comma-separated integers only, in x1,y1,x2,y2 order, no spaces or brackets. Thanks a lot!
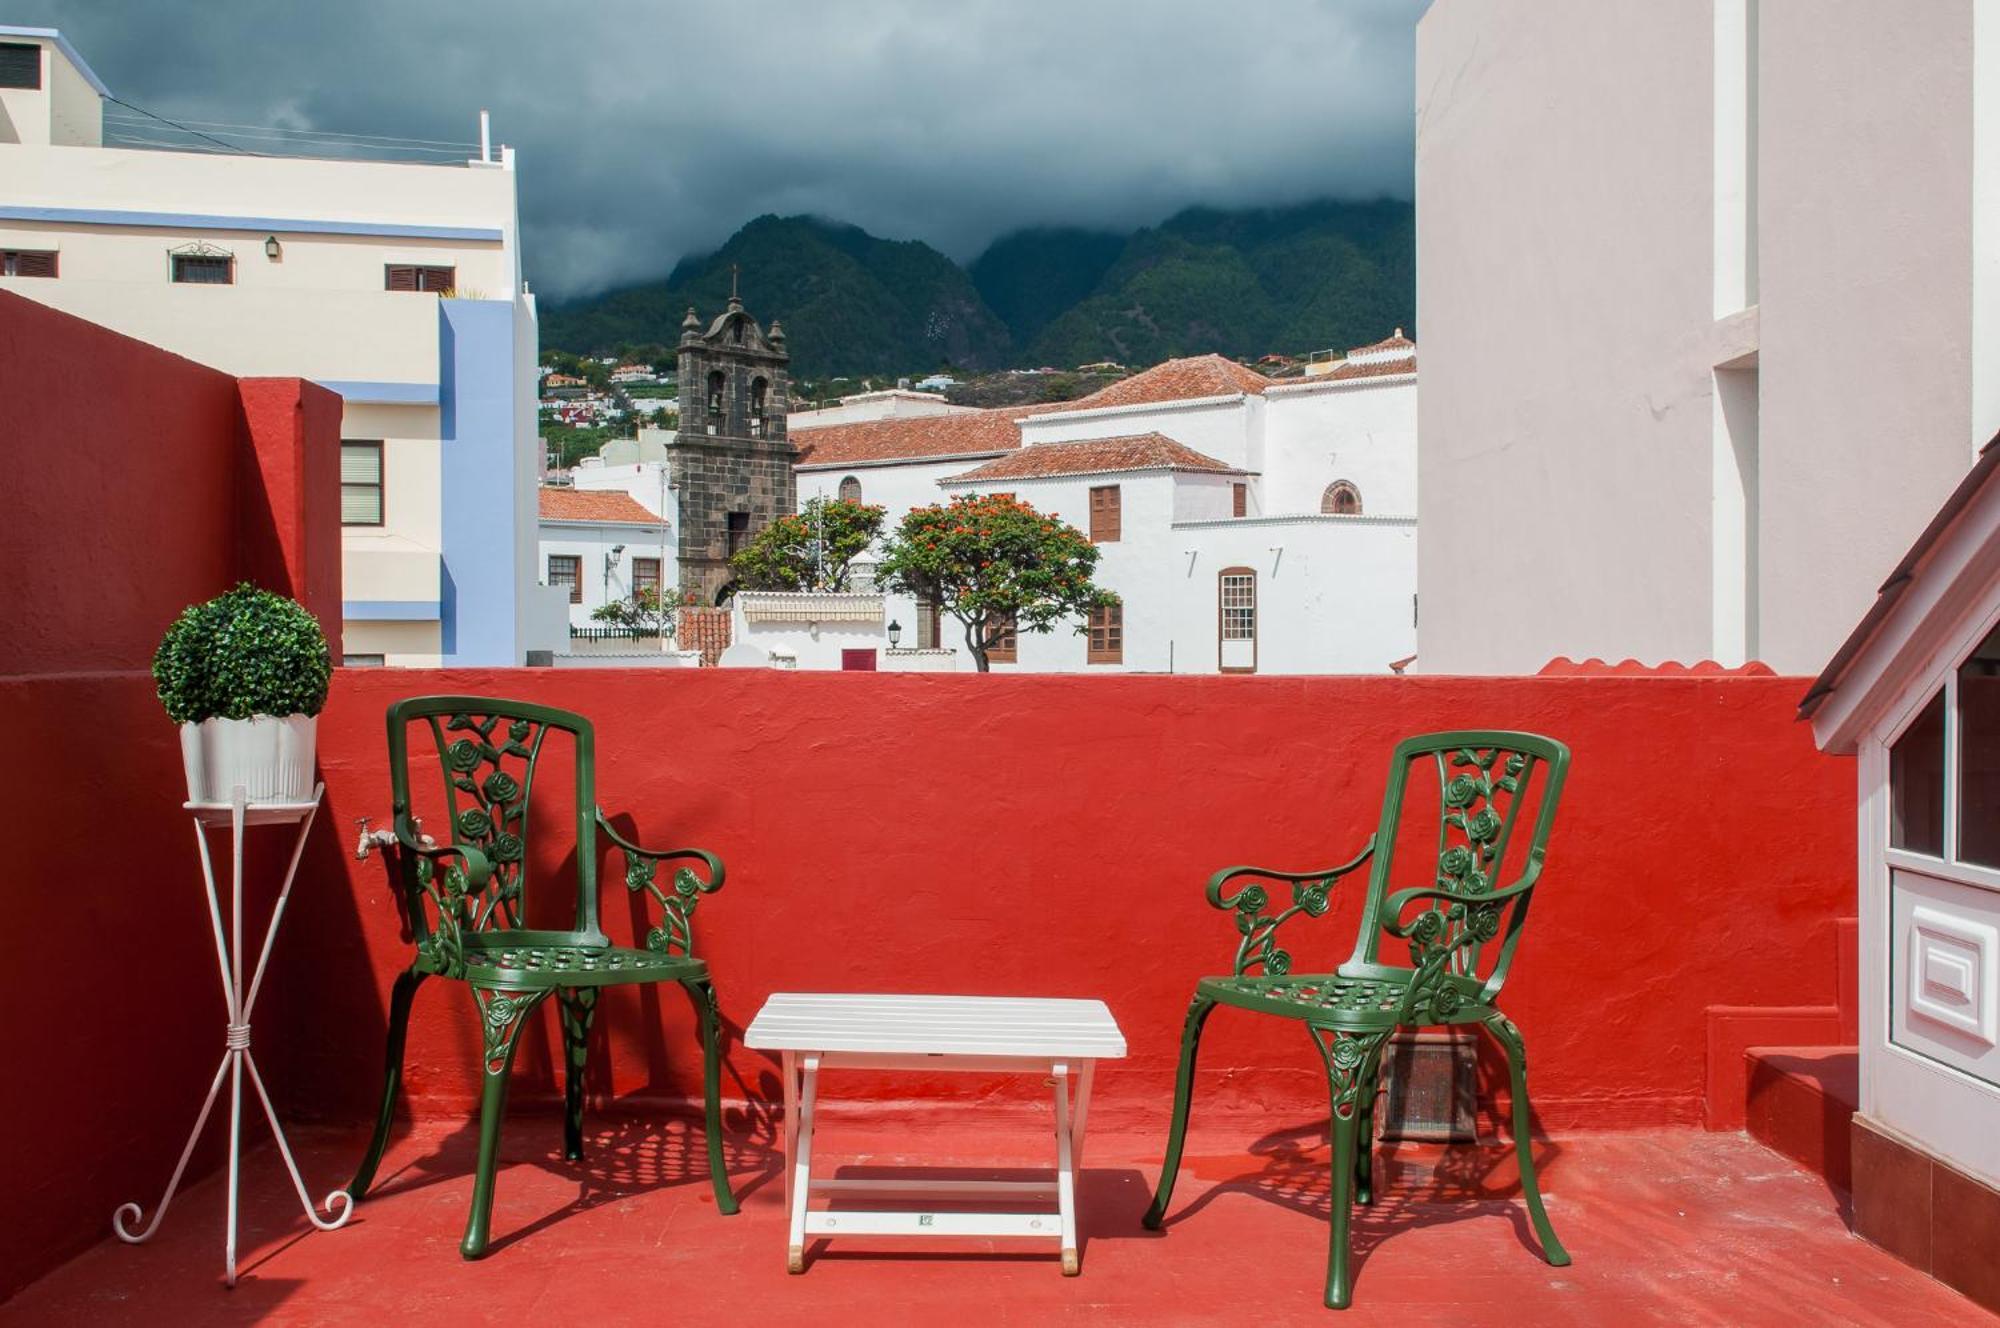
750,377,769,438
1322,481,1363,515
706,370,726,435
838,475,862,503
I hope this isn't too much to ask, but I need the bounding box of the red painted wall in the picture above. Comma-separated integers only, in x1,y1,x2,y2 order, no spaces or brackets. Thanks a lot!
246,669,1854,1141
0,294,341,1299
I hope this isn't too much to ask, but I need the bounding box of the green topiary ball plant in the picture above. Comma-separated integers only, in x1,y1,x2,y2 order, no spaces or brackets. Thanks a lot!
153,583,332,725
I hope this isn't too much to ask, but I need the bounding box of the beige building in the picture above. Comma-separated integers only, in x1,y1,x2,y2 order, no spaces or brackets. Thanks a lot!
0,26,555,665
1415,1,2000,674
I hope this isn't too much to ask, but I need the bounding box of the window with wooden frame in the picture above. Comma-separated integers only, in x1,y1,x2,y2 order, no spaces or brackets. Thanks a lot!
386,264,455,293
726,511,751,557
0,42,41,89
171,252,234,285
1,249,57,278
985,610,1018,663
632,556,662,599
548,554,583,603
1233,482,1248,517
1219,567,1257,673
1087,603,1123,664
1322,480,1362,515
340,441,385,526
1089,485,1121,542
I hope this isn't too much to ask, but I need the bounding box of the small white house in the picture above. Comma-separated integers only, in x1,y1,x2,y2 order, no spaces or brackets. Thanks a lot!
537,487,674,630
1802,435,2000,1270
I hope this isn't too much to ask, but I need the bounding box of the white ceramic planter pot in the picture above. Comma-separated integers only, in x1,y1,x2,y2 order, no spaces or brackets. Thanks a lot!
179,714,318,804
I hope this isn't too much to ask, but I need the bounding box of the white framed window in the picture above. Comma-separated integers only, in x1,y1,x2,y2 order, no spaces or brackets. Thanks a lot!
1219,568,1257,674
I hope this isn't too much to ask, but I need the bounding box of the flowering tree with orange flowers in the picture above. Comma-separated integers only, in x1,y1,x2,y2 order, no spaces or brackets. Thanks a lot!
874,493,1117,671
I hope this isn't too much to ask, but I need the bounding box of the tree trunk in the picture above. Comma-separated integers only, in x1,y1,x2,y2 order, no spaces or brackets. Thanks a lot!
962,617,990,672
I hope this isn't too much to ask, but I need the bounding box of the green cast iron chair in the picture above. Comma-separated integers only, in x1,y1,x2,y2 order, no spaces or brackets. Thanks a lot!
1144,731,1571,1310
348,697,737,1257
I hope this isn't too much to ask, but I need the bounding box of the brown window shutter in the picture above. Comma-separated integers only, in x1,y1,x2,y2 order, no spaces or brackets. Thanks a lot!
1233,482,1247,517
421,265,455,292
386,265,418,291
5,250,58,278
1090,485,1121,542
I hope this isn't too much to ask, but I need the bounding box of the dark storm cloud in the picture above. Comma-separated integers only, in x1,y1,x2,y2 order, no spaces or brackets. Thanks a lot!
14,1,1423,297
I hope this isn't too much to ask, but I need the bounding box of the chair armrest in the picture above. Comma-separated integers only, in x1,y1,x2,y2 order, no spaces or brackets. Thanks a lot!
1207,837,1374,977
1381,855,1543,938
1205,839,1376,910
397,824,493,890
598,810,725,958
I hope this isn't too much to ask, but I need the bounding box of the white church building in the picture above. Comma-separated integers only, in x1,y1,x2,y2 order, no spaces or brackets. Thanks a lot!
787,337,1418,673
540,329,1418,674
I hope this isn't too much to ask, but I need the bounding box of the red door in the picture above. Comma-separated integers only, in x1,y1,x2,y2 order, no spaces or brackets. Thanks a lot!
841,649,878,671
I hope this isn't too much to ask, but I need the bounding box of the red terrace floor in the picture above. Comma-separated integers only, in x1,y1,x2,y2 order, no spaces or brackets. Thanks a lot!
2,1111,1986,1327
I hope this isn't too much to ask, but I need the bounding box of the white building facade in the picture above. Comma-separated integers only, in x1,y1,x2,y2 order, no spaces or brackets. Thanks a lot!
786,346,1418,674
0,26,553,665
1415,1,2000,675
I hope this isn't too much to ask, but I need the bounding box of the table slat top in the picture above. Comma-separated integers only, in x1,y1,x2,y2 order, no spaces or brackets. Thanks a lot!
745,993,1126,1058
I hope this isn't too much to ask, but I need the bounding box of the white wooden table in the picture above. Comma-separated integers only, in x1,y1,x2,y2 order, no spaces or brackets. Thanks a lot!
744,993,1127,1276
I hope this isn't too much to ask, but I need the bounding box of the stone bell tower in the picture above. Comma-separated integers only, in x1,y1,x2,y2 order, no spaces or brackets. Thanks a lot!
669,271,796,602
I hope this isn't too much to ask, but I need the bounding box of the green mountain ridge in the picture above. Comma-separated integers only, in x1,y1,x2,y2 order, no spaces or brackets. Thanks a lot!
540,198,1413,377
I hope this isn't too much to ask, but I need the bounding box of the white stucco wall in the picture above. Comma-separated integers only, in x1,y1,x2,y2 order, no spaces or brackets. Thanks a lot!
1415,0,1993,675
1753,0,1981,674
1263,378,1417,516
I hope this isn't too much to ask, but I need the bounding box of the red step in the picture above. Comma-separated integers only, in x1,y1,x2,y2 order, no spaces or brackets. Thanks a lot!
1745,1045,1859,1190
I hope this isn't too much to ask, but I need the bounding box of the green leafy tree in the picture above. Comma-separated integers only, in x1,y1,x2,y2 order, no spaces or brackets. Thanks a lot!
590,587,680,636
730,497,886,592
874,494,1116,671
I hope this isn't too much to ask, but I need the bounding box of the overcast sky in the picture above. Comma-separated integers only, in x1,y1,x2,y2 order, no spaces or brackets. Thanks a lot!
19,1,1424,299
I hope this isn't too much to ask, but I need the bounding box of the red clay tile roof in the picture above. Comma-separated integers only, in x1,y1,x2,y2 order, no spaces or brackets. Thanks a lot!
1064,354,1276,410
1319,353,1418,382
943,433,1243,483
794,401,1073,468
538,488,664,524
1346,329,1415,356
794,354,1307,469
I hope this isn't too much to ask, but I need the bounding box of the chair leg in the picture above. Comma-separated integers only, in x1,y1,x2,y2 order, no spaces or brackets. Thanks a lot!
461,987,548,1260
558,987,599,1162
350,967,426,1200
1353,1058,1380,1206
1485,1015,1570,1267
1143,994,1217,1229
681,977,739,1215
1313,1028,1389,1310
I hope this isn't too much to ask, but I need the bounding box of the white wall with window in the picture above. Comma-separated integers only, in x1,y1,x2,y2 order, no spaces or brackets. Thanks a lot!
1806,440,2000,1192
538,517,673,631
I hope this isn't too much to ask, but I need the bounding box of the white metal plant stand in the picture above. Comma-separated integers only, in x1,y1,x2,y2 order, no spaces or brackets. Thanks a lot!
745,993,1127,1276
112,784,353,1286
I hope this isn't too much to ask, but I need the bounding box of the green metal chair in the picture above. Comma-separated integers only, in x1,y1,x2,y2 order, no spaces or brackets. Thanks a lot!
348,696,737,1257
1144,731,1572,1309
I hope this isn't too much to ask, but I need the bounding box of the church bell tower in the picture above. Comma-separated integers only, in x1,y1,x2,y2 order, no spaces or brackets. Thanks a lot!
669,272,796,602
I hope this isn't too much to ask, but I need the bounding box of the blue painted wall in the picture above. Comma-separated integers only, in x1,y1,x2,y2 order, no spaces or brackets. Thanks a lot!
438,300,520,664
